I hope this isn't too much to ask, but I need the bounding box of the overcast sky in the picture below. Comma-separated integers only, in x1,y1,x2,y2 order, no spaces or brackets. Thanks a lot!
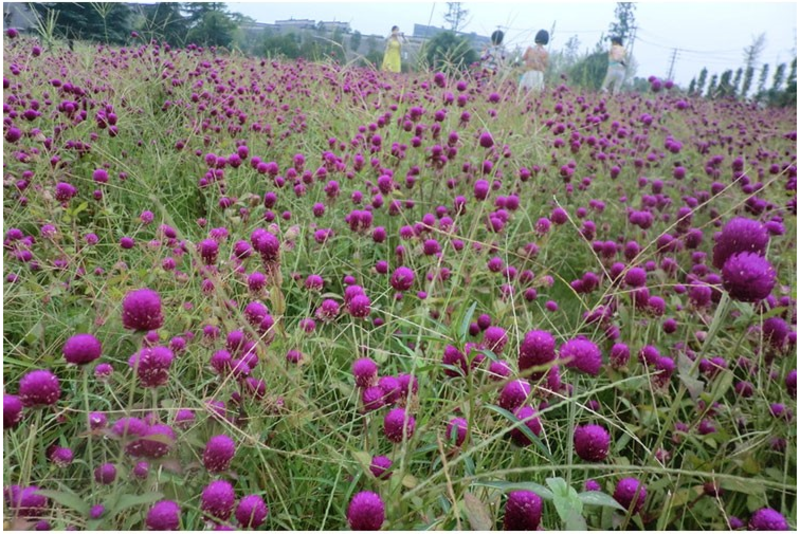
226,1,797,86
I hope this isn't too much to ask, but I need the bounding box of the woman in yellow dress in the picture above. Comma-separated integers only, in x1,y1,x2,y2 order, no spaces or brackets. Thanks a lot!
382,26,405,73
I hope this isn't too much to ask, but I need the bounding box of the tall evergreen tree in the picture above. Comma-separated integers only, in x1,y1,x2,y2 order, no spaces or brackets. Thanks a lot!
186,10,236,48
688,77,696,95
608,2,636,41
756,63,770,94
741,66,755,99
706,74,718,98
696,67,708,96
443,2,469,33
771,63,787,92
732,67,743,97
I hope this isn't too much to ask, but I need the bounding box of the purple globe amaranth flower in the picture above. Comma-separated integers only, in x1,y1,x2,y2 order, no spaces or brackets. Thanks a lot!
584,479,602,492
749,508,789,531
384,408,416,443
763,317,790,350
361,386,386,412
786,370,797,399
390,266,415,291
503,490,543,530
483,326,508,354
132,424,176,458
128,346,174,388
347,491,385,531
488,359,512,381
518,330,556,376
146,500,181,530
236,494,269,529
446,417,468,447
614,478,647,515
370,455,393,479
712,217,769,269
352,358,378,388
62,334,102,365
4,394,23,429
574,424,610,462
18,369,60,407
132,461,150,479
90,504,105,519
721,252,776,303
510,405,542,446
624,267,647,288
48,445,74,467
498,379,531,411
201,480,236,521
112,416,148,440
347,294,372,318
5,485,49,518
559,338,603,376
122,288,164,331
198,239,219,264
94,463,117,485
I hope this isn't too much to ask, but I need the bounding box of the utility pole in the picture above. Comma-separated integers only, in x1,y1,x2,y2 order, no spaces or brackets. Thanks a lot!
666,48,678,80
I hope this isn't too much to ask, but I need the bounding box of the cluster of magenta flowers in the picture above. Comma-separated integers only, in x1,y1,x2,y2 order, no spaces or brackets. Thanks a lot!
3,32,796,530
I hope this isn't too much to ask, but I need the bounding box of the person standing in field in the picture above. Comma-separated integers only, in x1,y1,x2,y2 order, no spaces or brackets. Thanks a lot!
382,26,405,73
481,30,507,79
600,36,627,94
519,29,549,95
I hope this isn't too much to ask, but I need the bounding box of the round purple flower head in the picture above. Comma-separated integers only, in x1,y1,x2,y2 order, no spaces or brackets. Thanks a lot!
236,494,269,529
5,485,49,518
574,424,610,462
390,266,415,291
48,446,74,467
446,417,468,447
712,217,769,269
133,461,150,479
384,408,416,443
584,479,602,492
201,480,236,521
510,405,542,446
498,380,531,411
4,394,23,429
721,252,776,302
146,500,181,531
749,508,789,531
128,346,174,388
519,330,556,376
62,334,102,365
483,326,508,354
370,455,393,480
90,504,105,520
135,424,175,458
614,477,647,515
94,463,117,485
786,370,797,399
347,491,385,531
18,370,60,407
198,239,219,264
95,363,114,381
352,358,378,388
560,337,602,376
503,490,543,530
122,288,164,332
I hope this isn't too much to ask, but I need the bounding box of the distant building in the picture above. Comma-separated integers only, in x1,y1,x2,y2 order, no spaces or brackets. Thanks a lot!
274,18,316,32
318,21,350,33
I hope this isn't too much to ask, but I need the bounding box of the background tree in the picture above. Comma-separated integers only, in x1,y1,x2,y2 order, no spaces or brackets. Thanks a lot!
566,35,608,90
30,2,132,44
186,10,236,48
741,33,766,97
706,74,718,98
422,31,478,74
717,69,733,98
182,2,226,27
771,62,787,92
696,67,708,96
756,63,770,95
688,77,696,95
732,67,743,97
608,2,636,41
350,30,362,53
137,3,189,45
443,2,469,33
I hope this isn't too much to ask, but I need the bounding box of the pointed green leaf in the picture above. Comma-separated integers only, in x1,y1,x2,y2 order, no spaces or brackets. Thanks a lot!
577,491,627,511
34,489,90,516
463,492,492,531
472,480,554,500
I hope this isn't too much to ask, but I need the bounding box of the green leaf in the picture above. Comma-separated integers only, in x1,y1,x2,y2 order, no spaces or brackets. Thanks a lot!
110,492,164,516
719,478,766,496
577,491,627,511
463,492,492,531
458,301,478,342
472,480,554,501
677,351,705,401
35,489,90,516
550,484,586,530
546,477,569,497
482,404,552,461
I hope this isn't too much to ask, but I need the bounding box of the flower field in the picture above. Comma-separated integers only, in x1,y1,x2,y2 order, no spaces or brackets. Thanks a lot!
2,35,797,531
